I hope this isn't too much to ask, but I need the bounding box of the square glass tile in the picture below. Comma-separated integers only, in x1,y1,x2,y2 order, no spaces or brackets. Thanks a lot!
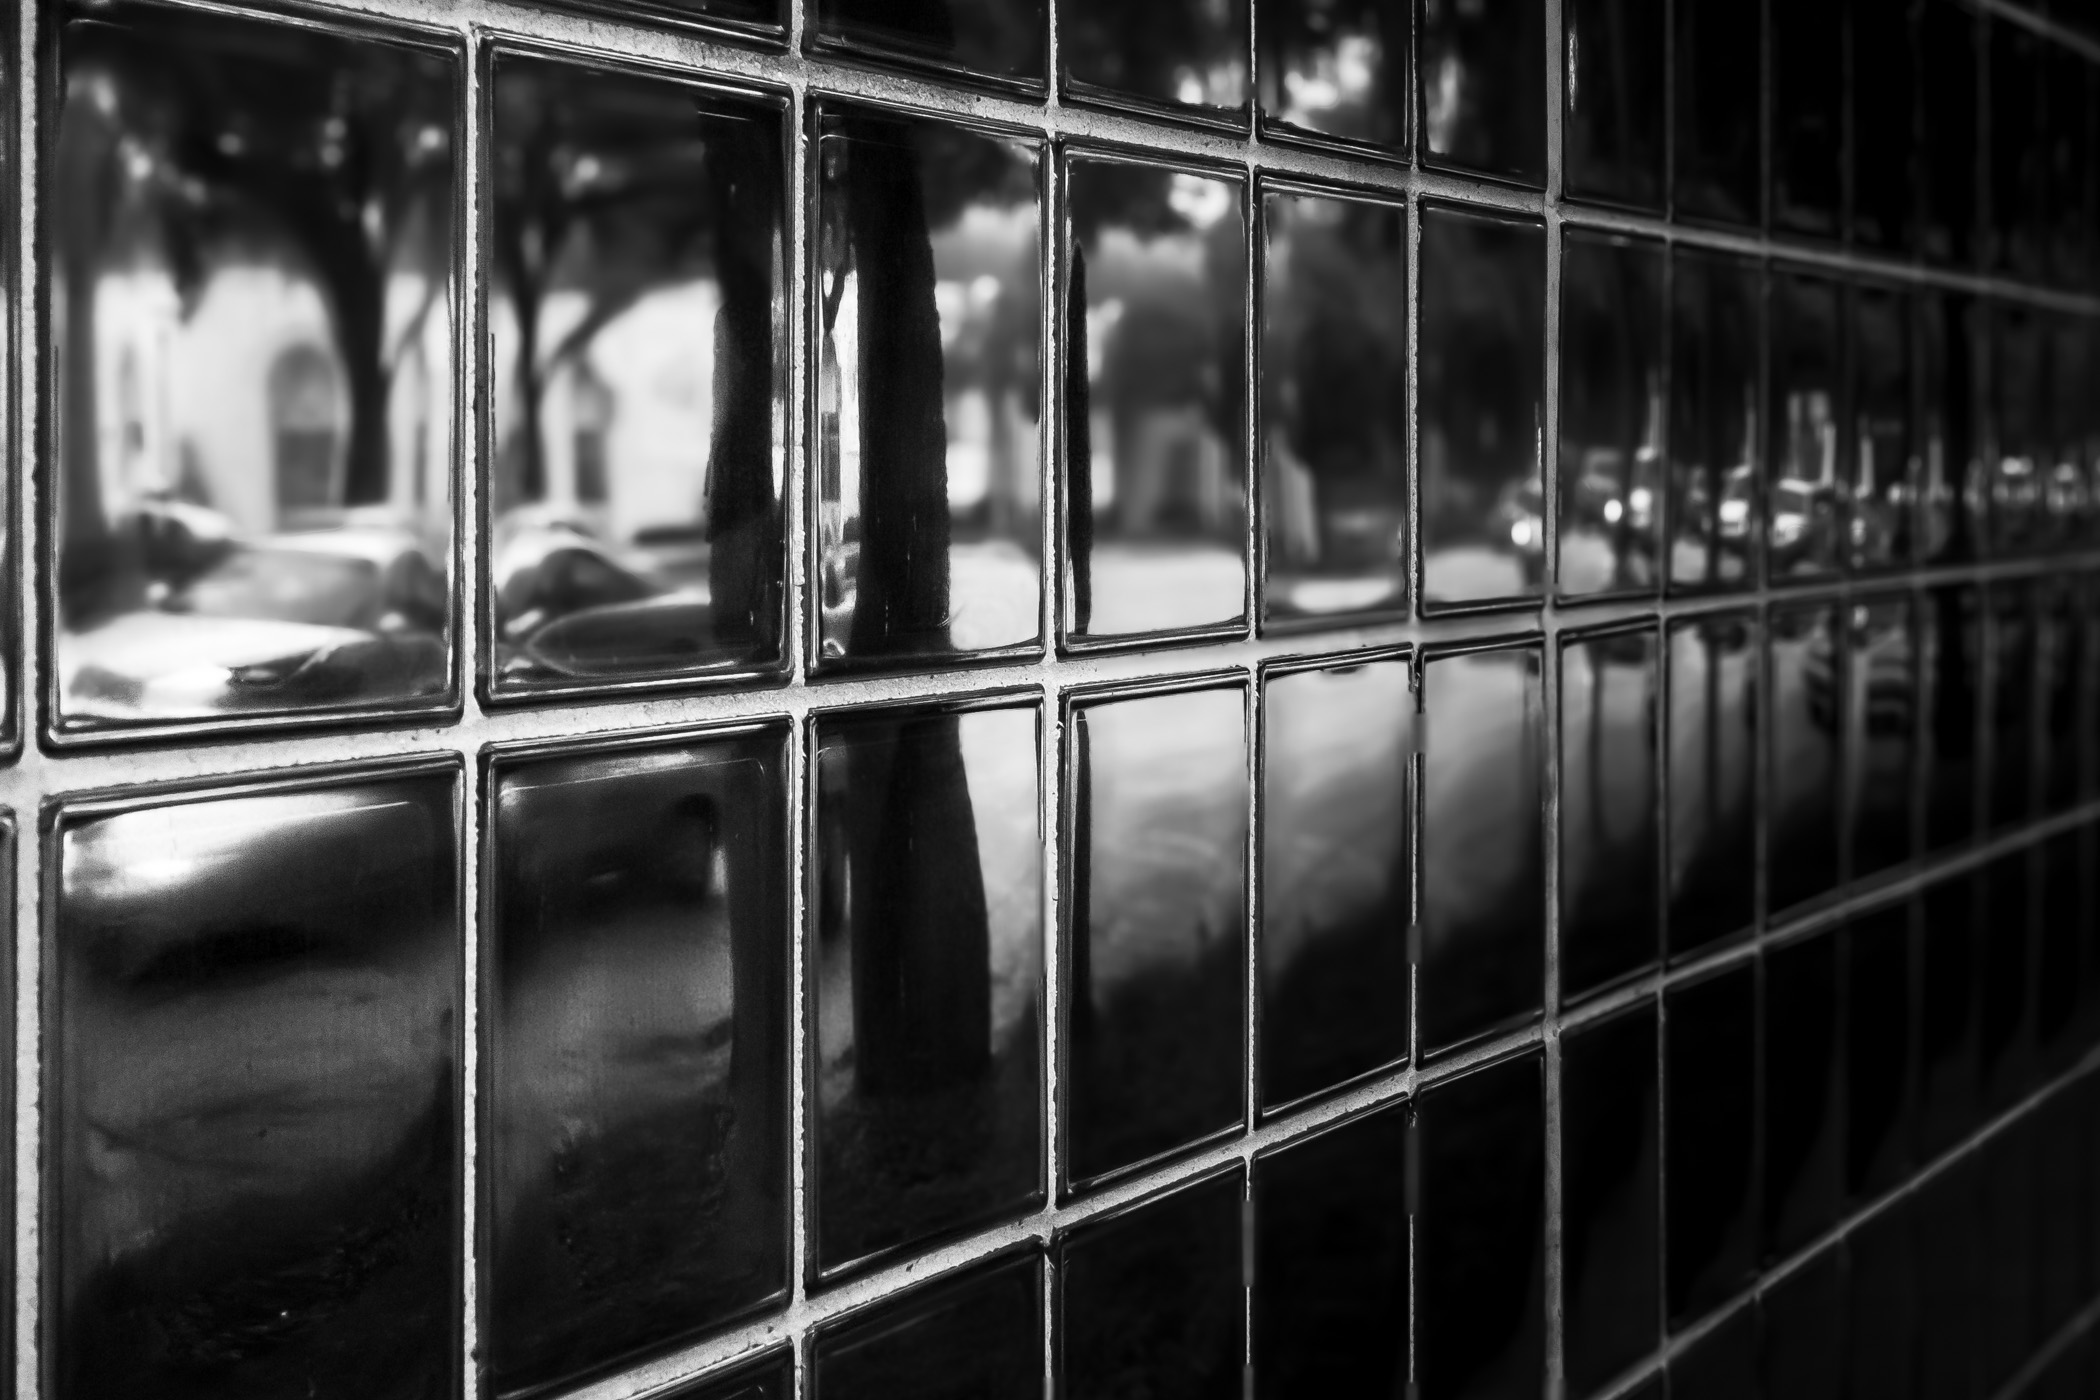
1850,286,1915,572
1257,0,1410,153
1671,0,1759,225
811,1251,1042,1399
1667,250,1760,592
1561,1001,1660,1398
1762,930,1841,1263
1766,602,1841,916
811,0,1045,86
1561,0,1663,209
1848,596,1916,881
1560,625,1660,1000
1768,272,1843,580
1666,963,1757,1328
1417,0,1545,185
1557,231,1664,600
1770,0,1843,238
1059,0,1250,118
1666,612,1757,958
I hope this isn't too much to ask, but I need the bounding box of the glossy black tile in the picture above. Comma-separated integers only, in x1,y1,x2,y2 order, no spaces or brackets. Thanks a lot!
1845,904,1915,1202
1418,205,1546,608
1991,305,2048,559
1666,963,1758,1329
1769,273,1843,580
1059,1171,1244,1400
1259,191,1408,622
1988,18,2047,281
1067,686,1246,1183
52,773,459,1399
1671,0,1760,226
1988,582,2039,832
1763,931,1841,1264
1977,852,2035,1112
1918,0,1979,267
816,108,1043,669
1259,657,1411,1106
2033,1091,2086,1339
2038,831,2087,1069
664,1350,792,1400
1916,1156,1979,1400
1560,626,1661,1000
1762,1248,1844,1400
812,1250,1042,1400
1418,0,1544,184
1771,0,1844,238
1252,1103,1408,1398
1557,232,1664,600
1561,1002,1660,1398
1850,287,1915,572
1922,583,1981,853
53,7,456,733
1918,293,1985,565
1563,0,1664,208
2046,318,2098,552
812,703,1042,1271
1414,1052,1546,1400
1917,871,1980,1158
1064,157,1248,641
1850,0,1917,254
1667,251,1760,592
1848,597,1916,881
1257,0,1410,153
1979,1121,2037,1391
2038,579,2085,816
490,57,785,695
1666,613,1758,958
2045,48,2095,290
1667,1301,1758,1400
1767,603,1841,917
1420,645,1544,1053
1847,1202,1917,1400
489,731,788,1394
812,0,1045,87
1059,0,1250,118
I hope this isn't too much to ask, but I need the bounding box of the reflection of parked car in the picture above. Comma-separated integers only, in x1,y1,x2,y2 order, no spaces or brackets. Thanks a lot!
63,527,450,720
1804,608,1912,736
1769,476,1838,567
493,521,716,681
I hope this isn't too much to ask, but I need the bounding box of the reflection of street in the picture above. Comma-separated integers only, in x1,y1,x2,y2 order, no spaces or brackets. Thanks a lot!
1081,543,1246,637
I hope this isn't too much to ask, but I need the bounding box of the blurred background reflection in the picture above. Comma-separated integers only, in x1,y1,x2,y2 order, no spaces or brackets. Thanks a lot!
1066,159,1247,640
54,775,458,1399
490,732,787,1396
54,7,455,729
1257,0,1410,153
1557,231,1663,599
816,109,1042,667
490,57,785,691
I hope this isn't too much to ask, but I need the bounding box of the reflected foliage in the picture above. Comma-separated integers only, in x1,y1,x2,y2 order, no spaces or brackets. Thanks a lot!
1258,0,1410,152
1059,0,1249,115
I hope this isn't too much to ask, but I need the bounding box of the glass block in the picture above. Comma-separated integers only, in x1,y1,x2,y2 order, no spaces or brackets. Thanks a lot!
811,0,1045,87
1059,1171,1244,1399
1420,645,1544,1054
1064,157,1248,642
1666,963,1757,1328
1259,190,1407,623
1067,686,1246,1183
1763,930,1840,1263
1989,19,2047,280
489,57,785,695
488,730,788,1394
815,108,1043,669
1977,852,2034,1112
1922,583,1981,852
563,0,780,33
1669,1304,1756,1400
1845,903,1915,1202
1988,581,2038,834
1418,205,1546,609
1760,1247,1844,1400
1562,0,1664,209
1671,0,1759,225
812,702,1042,1271
1767,602,1840,916
1919,0,1978,267
1850,0,1916,253
1557,231,1664,600
2038,832,2085,1065
1769,272,1842,579
1257,0,1410,153
1259,657,1410,1107
2046,50,2095,290
1059,0,1249,118
811,1251,1041,1399
1978,1121,2037,1388
664,1350,792,1400
1916,1158,1980,1400
51,772,458,1398
1992,304,2047,558
1770,0,1842,237
2034,1093,2086,1336
1666,613,1756,958
1560,626,1660,1000
1252,1103,1408,1397
52,8,455,734
1414,1052,1545,1400
1918,292,1983,565
1667,250,1759,592
1847,1202,1918,1400
1418,0,1545,185
2047,317,2097,552
2039,580,2085,816
1917,870,1979,1158
1561,1001,1660,1399
1849,597,1915,881
1850,286,1915,572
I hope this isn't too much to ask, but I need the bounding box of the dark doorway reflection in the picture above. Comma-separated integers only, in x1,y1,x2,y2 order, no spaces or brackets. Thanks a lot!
811,1250,1042,1399
1560,625,1660,1001
1667,249,1759,592
1257,0,1410,153
1065,157,1248,641
1260,656,1411,1105
1558,231,1663,599
53,774,459,1400
812,702,1042,1271
490,57,786,693
1068,686,1246,1182
53,6,456,730
1260,190,1408,622
489,731,788,1395
1666,613,1756,958
816,107,1043,668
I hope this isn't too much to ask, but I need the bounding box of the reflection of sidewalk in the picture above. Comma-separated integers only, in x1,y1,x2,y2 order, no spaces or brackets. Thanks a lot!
947,539,1043,652
1083,543,1246,635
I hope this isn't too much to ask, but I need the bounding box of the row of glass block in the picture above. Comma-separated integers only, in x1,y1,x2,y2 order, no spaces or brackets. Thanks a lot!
38,2,2100,743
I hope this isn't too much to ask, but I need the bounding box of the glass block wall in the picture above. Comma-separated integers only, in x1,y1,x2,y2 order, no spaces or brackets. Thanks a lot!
8,0,2100,1396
